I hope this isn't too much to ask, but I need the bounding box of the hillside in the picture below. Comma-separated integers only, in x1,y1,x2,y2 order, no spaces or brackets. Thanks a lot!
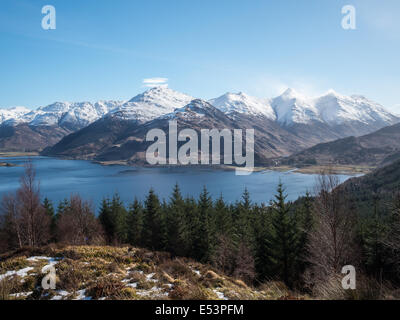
312,158,400,217
0,245,298,300
0,124,71,152
279,123,400,168
341,158,400,200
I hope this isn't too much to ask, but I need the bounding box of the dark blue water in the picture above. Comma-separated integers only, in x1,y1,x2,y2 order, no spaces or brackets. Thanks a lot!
0,156,356,209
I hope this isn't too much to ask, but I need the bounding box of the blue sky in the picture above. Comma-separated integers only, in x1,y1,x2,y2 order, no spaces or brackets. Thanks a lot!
0,0,399,112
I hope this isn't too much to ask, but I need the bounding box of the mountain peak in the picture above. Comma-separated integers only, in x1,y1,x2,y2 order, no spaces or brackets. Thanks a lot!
129,87,192,103
281,88,298,98
325,89,338,96
209,92,276,119
111,88,193,122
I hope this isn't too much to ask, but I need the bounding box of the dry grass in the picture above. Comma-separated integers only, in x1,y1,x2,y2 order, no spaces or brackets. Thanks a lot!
87,275,128,299
0,277,21,300
0,245,305,300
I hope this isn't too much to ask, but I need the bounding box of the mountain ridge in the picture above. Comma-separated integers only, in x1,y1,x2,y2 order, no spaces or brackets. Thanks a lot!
2,87,399,155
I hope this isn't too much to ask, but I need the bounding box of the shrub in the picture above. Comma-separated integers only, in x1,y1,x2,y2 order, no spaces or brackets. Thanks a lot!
0,276,22,300
87,276,126,299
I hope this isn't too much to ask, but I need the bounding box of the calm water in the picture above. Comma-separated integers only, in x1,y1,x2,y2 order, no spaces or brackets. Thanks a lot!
0,156,356,209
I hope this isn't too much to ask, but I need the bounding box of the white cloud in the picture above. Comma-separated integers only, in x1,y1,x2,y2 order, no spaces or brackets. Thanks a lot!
142,78,168,88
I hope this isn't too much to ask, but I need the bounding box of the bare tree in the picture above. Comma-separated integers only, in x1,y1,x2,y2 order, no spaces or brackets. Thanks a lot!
0,161,50,250
17,162,50,246
0,194,22,250
212,234,236,275
305,172,359,291
233,242,256,284
57,194,104,245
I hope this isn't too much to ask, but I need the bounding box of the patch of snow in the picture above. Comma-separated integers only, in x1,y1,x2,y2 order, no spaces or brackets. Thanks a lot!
0,266,34,281
146,273,155,280
50,290,70,300
136,286,168,297
10,291,33,298
213,289,228,300
73,289,92,300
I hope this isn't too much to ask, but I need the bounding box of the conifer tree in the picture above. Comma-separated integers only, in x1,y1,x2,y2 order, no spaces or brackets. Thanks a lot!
214,194,233,239
111,193,128,244
142,188,165,251
296,192,314,259
43,197,56,241
127,198,144,246
98,197,113,243
167,184,189,256
184,196,198,259
363,193,388,277
56,199,69,217
268,183,299,286
233,188,255,248
253,204,274,280
192,186,214,262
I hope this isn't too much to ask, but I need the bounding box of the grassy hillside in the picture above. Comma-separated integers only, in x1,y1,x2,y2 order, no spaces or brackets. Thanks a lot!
0,245,299,300
340,159,400,214
279,123,400,168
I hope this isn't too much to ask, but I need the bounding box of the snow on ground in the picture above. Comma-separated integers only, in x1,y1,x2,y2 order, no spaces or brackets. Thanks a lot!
136,286,168,298
146,272,158,282
51,290,70,300
0,266,34,281
10,291,33,298
73,289,92,300
213,289,228,300
126,282,138,288
193,270,201,276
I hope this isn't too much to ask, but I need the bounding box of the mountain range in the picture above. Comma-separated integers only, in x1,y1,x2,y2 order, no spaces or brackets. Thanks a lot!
1,87,398,164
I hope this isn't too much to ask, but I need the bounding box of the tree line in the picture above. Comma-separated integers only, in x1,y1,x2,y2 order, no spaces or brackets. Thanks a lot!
1,162,400,296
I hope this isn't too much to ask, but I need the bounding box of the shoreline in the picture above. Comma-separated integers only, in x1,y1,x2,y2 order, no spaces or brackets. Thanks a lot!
0,151,39,158
0,152,371,175
94,160,371,175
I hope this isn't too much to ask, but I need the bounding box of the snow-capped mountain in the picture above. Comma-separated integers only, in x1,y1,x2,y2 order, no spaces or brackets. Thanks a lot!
314,90,397,126
1,86,399,155
0,106,32,125
108,86,193,122
161,99,216,120
269,88,398,127
271,88,320,125
1,87,396,130
0,101,122,129
28,101,122,129
209,92,276,120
